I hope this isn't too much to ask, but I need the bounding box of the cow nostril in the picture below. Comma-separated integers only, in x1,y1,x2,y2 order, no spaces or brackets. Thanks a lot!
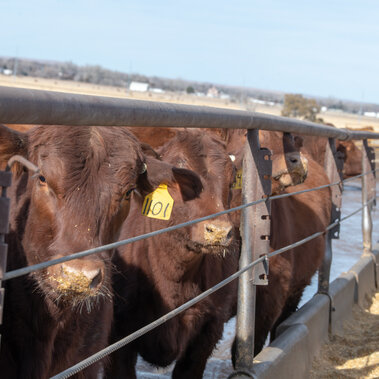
290,157,298,164
205,225,214,233
89,270,103,290
226,229,233,241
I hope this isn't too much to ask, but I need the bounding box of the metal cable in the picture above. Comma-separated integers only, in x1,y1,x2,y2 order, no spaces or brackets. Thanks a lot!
50,198,374,379
4,168,377,281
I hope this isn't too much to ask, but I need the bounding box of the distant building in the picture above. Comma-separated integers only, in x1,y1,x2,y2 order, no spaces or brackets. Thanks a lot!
364,112,378,118
219,93,231,100
2,68,13,75
248,98,276,106
248,97,266,105
150,88,164,94
129,81,149,92
207,86,219,98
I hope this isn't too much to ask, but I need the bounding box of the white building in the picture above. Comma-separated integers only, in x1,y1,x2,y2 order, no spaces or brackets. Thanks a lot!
2,69,13,75
207,87,219,98
364,112,378,118
150,88,164,94
129,81,149,92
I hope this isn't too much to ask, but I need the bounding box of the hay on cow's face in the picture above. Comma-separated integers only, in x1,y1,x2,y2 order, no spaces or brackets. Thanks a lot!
51,267,98,300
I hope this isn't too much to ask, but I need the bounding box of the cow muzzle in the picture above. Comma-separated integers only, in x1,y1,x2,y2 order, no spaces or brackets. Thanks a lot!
191,217,234,251
273,152,308,189
47,258,105,300
204,222,233,246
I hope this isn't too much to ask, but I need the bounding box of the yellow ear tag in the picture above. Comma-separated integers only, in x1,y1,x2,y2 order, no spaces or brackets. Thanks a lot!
232,169,243,190
142,184,174,220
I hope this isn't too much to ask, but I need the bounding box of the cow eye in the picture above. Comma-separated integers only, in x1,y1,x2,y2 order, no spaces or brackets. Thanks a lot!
38,175,47,185
124,188,134,200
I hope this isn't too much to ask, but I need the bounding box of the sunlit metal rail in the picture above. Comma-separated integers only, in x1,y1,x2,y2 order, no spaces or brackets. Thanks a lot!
0,86,379,140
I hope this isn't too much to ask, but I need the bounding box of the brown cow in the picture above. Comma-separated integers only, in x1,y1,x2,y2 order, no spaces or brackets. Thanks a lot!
109,130,239,379
0,124,202,379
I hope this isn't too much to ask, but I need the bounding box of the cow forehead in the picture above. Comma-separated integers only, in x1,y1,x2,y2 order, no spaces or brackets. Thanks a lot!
162,132,232,179
28,126,143,195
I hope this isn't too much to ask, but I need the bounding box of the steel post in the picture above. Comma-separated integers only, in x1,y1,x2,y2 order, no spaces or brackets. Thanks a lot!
362,139,376,255
318,138,344,294
233,129,271,376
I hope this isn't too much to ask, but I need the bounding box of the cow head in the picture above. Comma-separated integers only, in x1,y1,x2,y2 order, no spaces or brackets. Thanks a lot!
0,125,202,308
265,132,308,193
155,130,236,256
337,140,362,178
223,129,308,194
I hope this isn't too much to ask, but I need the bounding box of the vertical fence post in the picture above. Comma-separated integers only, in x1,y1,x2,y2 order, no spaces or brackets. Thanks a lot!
318,138,344,295
361,139,376,256
0,170,12,347
232,129,272,377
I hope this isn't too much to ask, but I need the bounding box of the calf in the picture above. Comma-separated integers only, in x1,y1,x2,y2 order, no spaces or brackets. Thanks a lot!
0,124,201,379
110,130,239,379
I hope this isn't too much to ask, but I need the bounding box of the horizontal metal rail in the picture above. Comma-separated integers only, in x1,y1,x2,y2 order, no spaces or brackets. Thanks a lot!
50,199,374,379
4,169,376,281
1,86,379,140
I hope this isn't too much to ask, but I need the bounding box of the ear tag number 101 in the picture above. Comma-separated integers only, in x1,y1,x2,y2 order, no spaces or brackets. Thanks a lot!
232,169,243,190
142,184,174,220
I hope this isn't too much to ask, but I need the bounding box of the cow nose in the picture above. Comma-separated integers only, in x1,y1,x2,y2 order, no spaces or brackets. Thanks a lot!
84,267,103,290
59,263,104,292
286,152,308,173
204,223,234,246
286,152,301,168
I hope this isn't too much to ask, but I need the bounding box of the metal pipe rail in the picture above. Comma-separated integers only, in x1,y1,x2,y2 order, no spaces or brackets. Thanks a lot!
3,169,376,282
1,86,379,140
50,199,374,379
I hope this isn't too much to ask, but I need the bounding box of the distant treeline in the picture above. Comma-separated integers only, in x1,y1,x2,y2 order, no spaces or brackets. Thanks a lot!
1,56,378,113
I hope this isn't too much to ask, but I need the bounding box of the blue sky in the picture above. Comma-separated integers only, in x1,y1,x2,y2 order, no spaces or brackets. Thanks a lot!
1,0,379,103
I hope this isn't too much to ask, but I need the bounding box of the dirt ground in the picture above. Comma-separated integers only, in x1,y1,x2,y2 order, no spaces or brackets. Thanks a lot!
310,290,379,379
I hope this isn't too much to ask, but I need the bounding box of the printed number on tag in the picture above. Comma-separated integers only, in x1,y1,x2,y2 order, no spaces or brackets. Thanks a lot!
142,184,174,220
232,169,243,190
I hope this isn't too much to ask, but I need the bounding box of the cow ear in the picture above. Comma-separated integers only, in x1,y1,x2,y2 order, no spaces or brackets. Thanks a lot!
137,155,203,201
172,167,203,201
0,124,28,173
140,142,161,159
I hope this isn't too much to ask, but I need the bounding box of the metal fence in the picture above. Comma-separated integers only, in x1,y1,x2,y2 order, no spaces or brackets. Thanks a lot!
0,86,378,379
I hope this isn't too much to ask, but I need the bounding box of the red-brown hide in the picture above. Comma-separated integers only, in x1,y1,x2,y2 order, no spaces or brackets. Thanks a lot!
110,130,238,379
